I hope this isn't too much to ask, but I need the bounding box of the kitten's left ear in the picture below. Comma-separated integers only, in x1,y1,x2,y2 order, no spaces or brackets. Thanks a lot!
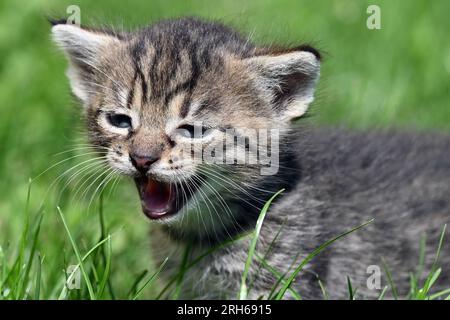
51,22,122,104
245,46,321,122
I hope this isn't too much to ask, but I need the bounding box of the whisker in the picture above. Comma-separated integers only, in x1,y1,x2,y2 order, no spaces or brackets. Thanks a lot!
56,159,106,203
195,166,264,211
33,151,105,182
52,145,110,157
191,173,246,238
76,165,111,203
187,174,227,241
40,156,107,206
87,168,118,210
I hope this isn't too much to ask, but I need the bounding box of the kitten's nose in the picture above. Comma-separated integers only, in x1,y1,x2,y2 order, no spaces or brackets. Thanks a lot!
130,153,159,173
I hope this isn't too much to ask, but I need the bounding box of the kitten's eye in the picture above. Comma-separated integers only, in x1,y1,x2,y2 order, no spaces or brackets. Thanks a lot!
107,113,132,129
177,124,209,139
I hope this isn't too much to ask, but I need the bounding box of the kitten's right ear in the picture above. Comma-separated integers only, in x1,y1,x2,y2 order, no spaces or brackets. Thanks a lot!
51,22,121,104
244,46,321,123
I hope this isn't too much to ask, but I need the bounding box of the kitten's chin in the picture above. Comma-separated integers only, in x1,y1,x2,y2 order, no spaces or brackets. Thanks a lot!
134,176,196,221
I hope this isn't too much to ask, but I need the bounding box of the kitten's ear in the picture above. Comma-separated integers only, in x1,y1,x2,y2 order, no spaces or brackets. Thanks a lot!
245,47,321,122
51,22,121,104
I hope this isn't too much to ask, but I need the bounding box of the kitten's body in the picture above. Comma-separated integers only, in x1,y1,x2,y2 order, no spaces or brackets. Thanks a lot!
153,128,450,299
51,18,450,299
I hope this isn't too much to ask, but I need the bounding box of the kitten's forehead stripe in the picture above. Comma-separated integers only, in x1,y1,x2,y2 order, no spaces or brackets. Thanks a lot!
179,93,192,119
126,71,138,109
136,64,148,105
167,92,187,119
123,18,254,111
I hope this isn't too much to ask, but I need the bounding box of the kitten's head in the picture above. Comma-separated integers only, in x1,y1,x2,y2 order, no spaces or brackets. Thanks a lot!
52,18,320,237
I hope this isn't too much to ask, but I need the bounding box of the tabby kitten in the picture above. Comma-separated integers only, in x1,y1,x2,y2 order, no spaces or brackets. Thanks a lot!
52,17,450,299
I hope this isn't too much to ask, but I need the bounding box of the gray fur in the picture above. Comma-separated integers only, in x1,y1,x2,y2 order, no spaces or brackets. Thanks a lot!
153,127,450,299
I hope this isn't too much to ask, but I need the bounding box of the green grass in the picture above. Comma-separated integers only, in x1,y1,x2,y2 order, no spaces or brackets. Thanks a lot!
1,185,448,300
239,188,285,300
1,0,450,299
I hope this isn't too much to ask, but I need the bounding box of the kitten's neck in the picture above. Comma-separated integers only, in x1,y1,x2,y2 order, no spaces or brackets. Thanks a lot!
162,133,302,245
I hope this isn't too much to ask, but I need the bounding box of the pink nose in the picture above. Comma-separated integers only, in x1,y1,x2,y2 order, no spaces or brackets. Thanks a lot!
130,153,159,173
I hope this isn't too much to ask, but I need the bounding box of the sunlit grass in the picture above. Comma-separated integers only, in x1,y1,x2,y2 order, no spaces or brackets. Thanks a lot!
1,0,450,300
1,184,448,300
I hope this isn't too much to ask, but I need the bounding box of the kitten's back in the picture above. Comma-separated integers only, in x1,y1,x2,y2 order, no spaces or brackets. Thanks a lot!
270,127,450,298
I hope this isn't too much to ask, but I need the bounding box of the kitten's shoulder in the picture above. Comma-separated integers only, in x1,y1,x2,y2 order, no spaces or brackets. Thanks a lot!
295,127,450,182
275,126,450,219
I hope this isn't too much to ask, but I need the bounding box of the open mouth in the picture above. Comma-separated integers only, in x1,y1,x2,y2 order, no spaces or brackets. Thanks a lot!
134,176,196,220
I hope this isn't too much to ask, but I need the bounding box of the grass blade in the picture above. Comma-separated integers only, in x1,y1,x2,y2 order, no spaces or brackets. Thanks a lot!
347,276,354,300
267,248,308,300
377,286,388,300
255,253,301,300
57,206,96,300
133,257,169,300
34,254,43,300
416,233,427,280
381,258,398,299
97,235,112,299
58,235,111,299
97,192,116,299
431,224,447,270
19,179,32,267
155,232,251,300
10,179,32,299
429,286,450,300
248,218,288,294
416,224,447,299
173,243,191,300
238,189,284,300
408,272,418,299
318,277,329,300
127,270,148,299
17,211,44,299
275,219,373,300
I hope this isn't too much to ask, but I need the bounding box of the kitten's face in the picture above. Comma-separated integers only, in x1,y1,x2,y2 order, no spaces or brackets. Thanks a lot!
52,19,320,232
85,42,273,220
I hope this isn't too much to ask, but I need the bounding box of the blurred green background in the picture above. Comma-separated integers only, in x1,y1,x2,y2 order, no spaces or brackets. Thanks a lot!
0,0,449,298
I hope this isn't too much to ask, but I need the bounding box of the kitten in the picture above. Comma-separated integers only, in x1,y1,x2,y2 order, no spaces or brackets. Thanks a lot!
51,17,450,299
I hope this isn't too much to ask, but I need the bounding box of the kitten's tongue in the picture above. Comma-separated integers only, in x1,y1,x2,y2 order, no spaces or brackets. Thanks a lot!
140,178,173,219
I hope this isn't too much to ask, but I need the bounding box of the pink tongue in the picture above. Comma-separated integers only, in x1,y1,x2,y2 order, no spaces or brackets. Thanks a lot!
142,179,172,214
